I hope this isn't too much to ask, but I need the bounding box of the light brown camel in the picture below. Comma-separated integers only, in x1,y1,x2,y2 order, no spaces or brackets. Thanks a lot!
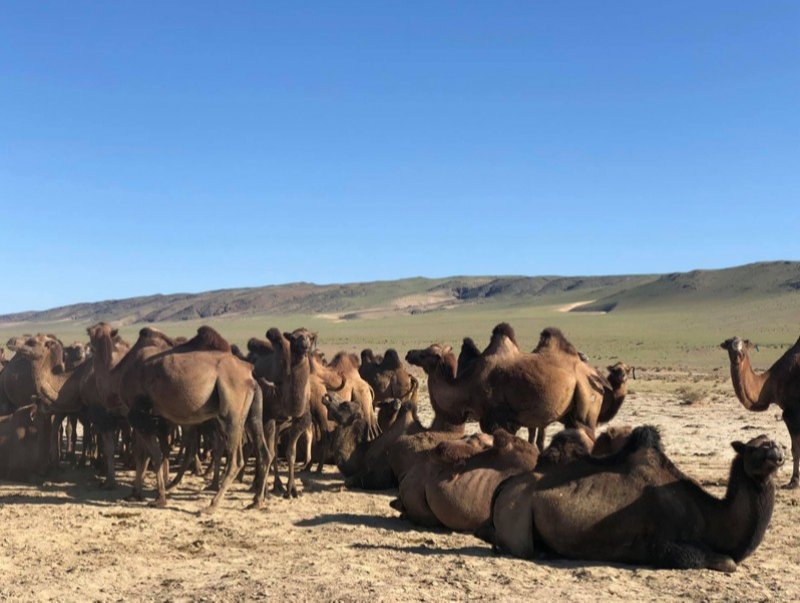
358,348,419,403
477,427,783,572
87,323,174,491
406,325,607,443
131,325,267,512
721,335,800,488
392,429,538,531
0,334,61,413
308,348,377,437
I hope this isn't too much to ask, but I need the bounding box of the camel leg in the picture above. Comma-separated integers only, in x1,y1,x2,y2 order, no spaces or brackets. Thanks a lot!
535,427,545,452
127,434,150,502
245,403,270,509
284,415,311,499
99,430,117,490
206,432,223,491
261,419,277,500
315,431,329,474
138,434,167,507
203,417,245,514
167,428,198,492
782,408,800,489
651,541,736,573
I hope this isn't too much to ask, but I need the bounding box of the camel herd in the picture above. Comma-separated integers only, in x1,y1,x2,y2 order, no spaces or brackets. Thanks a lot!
0,320,797,573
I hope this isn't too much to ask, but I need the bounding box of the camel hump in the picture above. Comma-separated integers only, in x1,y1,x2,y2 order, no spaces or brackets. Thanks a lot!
139,327,176,347
177,326,232,353
535,327,579,355
492,322,517,346
381,349,403,370
247,337,273,356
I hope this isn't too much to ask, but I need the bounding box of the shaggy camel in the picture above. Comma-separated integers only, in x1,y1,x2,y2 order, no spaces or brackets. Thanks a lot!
0,334,61,413
359,348,419,403
324,396,421,489
406,325,608,443
133,326,267,512
721,335,800,488
392,430,538,531
87,323,174,491
0,400,51,481
309,348,377,438
258,329,314,500
477,427,783,572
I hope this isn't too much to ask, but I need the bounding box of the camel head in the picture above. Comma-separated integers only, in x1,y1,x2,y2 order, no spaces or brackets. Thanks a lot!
405,344,454,375
720,337,756,363
607,362,636,387
15,337,65,371
290,327,318,350
285,329,313,357
63,342,87,367
732,435,784,480
312,350,327,365
323,393,362,426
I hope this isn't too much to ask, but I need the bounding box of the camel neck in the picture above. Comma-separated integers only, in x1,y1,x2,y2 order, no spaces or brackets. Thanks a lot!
730,354,769,410
597,382,627,424
32,358,73,404
707,458,775,562
429,415,466,434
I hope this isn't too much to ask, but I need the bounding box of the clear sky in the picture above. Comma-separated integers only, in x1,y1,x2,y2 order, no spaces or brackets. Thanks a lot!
1,2,798,314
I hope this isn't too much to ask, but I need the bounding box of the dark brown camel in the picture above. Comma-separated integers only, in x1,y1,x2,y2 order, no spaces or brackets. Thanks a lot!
721,335,800,488
392,429,538,531
477,427,783,572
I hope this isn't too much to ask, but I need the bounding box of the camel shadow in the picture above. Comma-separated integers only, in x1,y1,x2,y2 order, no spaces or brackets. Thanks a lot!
352,542,492,558
295,512,412,532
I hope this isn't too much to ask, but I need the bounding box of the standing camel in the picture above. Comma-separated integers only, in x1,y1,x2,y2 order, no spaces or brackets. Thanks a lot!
721,335,800,488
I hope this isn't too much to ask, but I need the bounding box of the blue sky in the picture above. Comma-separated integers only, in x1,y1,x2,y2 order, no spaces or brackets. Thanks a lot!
1,1,798,313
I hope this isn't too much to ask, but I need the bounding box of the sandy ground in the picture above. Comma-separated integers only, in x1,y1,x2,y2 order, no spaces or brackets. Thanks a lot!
1,387,798,602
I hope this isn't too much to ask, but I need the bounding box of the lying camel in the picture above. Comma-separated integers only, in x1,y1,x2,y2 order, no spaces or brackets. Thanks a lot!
477,426,783,572
721,335,800,488
0,400,51,481
392,430,538,531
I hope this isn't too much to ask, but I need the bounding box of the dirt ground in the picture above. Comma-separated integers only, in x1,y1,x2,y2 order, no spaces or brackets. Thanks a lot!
0,386,798,602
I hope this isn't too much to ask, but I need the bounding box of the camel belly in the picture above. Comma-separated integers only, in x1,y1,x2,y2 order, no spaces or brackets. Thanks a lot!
427,469,512,532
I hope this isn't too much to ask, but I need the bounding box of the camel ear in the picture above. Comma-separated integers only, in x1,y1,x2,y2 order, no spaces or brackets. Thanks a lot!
731,441,748,455
110,328,119,338
283,332,292,340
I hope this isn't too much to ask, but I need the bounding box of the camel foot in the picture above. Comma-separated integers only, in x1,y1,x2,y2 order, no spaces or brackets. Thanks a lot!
282,487,299,499
204,483,220,492
271,485,285,496
246,498,267,510
784,478,799,490
199,504,218,516
125,491,145,502
148,498,167,508
708,556,737,573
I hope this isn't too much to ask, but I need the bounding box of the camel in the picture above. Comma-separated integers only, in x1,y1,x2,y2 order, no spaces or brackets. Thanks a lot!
87,323,175,491
392,430,538,531
476,427,783,572
324,396,422,489
0,334,61,413
257,328,314,500
721,335,800,488
131,325,267,512
597,362,635,423
406,325,608,443
359,348,419,404
0,400,51,481
309,348,377,437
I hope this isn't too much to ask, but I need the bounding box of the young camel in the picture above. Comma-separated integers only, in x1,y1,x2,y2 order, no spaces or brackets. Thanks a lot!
477,427,783,572
721,335,800,488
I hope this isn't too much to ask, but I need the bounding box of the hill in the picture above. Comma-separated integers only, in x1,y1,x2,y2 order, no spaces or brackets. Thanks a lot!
0,274,653,325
